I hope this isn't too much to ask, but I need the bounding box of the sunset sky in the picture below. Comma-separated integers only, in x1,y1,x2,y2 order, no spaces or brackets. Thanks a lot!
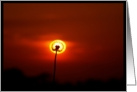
3,2,124,84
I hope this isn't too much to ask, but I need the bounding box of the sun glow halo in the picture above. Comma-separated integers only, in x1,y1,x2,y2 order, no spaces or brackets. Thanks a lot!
50,40,66,54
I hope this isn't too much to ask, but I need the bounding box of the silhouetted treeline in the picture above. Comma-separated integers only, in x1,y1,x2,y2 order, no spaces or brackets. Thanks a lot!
1,68,126,91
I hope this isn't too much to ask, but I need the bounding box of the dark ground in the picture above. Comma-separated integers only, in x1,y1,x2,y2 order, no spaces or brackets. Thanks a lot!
1,68,126,91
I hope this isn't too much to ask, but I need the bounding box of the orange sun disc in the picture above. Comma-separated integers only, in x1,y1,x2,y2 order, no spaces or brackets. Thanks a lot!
50,40,66,54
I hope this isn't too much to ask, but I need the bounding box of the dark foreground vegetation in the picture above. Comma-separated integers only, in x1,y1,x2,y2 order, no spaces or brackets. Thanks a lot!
2,68,126,91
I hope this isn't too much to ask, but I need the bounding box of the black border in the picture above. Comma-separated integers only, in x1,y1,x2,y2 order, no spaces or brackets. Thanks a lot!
123,1,127,91
1,1,126,91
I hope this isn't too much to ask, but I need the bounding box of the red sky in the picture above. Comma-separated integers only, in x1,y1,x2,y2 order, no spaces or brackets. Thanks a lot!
3,2,124,84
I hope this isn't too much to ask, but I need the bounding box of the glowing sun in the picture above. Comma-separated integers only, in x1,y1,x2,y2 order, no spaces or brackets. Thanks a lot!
50,40,66,54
